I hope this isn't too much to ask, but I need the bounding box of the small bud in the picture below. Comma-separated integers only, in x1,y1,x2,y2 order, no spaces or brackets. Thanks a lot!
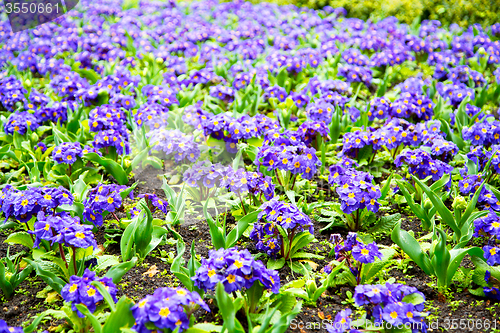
123,159,131,169
155,57,164,64
30,132,39,143
424,198,433,210
452,196,468,211
306,280,317,294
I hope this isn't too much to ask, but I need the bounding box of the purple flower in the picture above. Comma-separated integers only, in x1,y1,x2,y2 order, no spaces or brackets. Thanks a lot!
192,247,280,294
4,112,39,135
53,142,83,165
61,269,117,318
352,242,383,264
131,287,209,333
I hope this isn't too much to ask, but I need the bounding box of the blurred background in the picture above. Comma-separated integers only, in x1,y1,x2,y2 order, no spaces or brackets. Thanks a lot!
239,0,500,27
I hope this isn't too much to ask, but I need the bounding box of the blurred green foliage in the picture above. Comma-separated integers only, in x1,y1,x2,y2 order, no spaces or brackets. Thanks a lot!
245,0,500,27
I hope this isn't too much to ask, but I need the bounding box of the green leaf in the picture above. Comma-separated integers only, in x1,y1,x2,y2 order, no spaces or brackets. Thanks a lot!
121,217,138,261
380,173,393,200
413,175,459,236
290,232,315,254
447,247,484,286
267,258,285,270
75,304,102,333
274,293,296,314
459,181,485,230
23,310,61,333
84,153,128,185
226,211,258,248
402,293,425,305
25,259,66,294
468,287,486,297
105,258,137,284
186,324,223,333
431,228,451,289
395,182,428,224
102,296,135,333
391,223,433,276
361,260,391,284
215,283,245,333
4,231,34,249
0,263,13,299
289,252,324,260
87,283,112,313
203,198,225,250
95,255,121,272
367,213,401,234
269,301,302,333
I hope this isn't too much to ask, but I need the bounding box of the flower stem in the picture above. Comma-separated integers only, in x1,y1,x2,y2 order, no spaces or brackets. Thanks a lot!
59,243,68,268
111,212,121,224
237,192,247,215
72,246,78,275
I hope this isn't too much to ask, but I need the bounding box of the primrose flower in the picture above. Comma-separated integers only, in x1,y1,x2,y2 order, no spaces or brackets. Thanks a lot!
297,121,329,146
31,211,96,249
210,85,235,102
325,233,382,278
134,102,169,129
250,199,313,257
61,269,117,318
395,149,453,182
474,211,500,239
137,193,169,215
4,112,39,135
192,247,280,294
255,143,321,180
484,246,500,266
53,142,83,164
131,287,209,333
0,319,23,333
328,162,381,214
350,283,428,330
326,309,352,333
149,129,200,163
306,101,334,124
352,242,383,264
264,85,288,102
83,183,130,226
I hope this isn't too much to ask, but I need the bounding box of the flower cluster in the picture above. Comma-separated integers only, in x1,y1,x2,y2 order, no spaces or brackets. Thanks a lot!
31,211,96,249
131,287,209,333
83,183,130,226
328,162,381,214
395,149,453,182
90,104,130,155
0,186,74,222
61,269,117,318
149,129,200,163
4,111,39,135
183,160,275,200
324,233,382,282
349,283,426,331
52,142,83,165
250,199,313,257
473,211,500,266
134,102,169,129
0,76,27,111
462,121,500,146
193,247,280,293
255,143,320,180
